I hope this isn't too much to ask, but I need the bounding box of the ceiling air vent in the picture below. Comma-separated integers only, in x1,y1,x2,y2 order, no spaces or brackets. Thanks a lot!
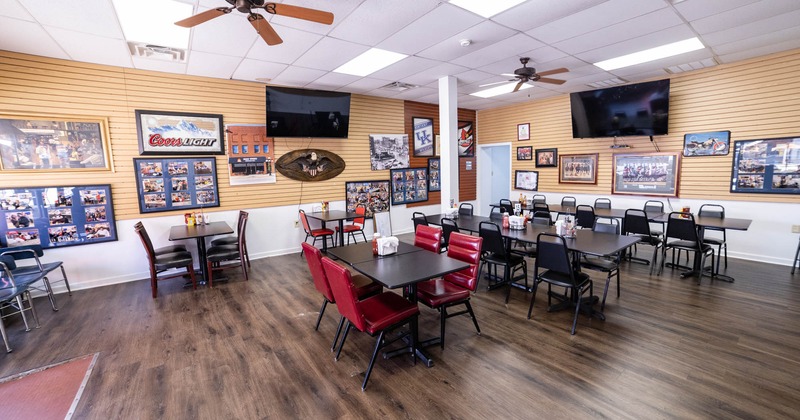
128,42,187,62
665,58,718,74
380,81,417,92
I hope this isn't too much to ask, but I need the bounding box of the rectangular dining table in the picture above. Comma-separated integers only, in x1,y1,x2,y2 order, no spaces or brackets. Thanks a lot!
329,242,470,367
306,210,360,251
169,221,234,283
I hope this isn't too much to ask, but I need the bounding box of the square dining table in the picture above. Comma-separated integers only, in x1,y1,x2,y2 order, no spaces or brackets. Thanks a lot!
306,210,360,251
169,221,234,283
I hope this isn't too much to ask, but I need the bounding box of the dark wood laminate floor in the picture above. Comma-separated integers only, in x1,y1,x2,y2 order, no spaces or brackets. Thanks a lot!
2,250,799,419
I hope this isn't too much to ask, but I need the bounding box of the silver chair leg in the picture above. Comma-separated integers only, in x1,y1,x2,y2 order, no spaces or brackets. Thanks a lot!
0,316,10,352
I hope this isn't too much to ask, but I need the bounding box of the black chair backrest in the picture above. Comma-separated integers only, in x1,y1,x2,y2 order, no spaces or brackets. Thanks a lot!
698,204,724,219
499,199,514,214
594,198,611,209
441,218,459,247
458,203,474,216
575,205,595,229
593,221,619,235
623,209,652,236
533,202,550,213
644,200,664,213
561,196,576,208
532,194,546,204
479,221,506,257
535,233,574,277
532,211,552,226
412,212,428,230
665,212,702,245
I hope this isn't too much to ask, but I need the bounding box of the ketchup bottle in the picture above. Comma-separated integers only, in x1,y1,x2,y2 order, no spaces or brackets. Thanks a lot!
372,233,381,255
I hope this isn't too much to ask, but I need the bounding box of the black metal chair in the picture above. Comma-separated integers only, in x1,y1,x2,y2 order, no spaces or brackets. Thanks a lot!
659,212,716,284
557,196,577,222
532,194,546,204
594,198,611,209
499,199,514,214
412,211,429,231
643,200,665,237
527,233,593,335
440,217,460,253
458,203,474,216
622,209,663,274
532,211,552,226
580,222,621,310
478,221,527,303
698,204,727,273
0,255,41,352
575,205,596,229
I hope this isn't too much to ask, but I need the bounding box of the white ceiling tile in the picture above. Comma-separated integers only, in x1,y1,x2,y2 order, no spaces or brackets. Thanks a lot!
555,9,683,55
292,37,370,71
18,0,123,38
267,0,362,36
608,49,712,77
616,68,672,82
451,33,544,68
454,69,497,85
377,3,484,55
518,46,569,66
403,62,471,86
328,0,440,45
492,0,609,32
369,56,441,82
270,65,328,87
574,24,697,63
343,77,398,94
131,56,187,74
700,9,800,47
717,37,800,64
525,0,667,44
245,24,322,64
0,0,34,20
673,0,759,21
388,86,438,101
712,26,800,56
689,0,800,35
0,15,69,59
416,21,517,62
304,72,360,91
230,58,288,82
47,27,132,68
186,51,242,79
190,10,259,56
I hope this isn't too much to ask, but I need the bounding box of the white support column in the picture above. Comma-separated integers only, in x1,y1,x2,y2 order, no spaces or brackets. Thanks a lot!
439,75,458,212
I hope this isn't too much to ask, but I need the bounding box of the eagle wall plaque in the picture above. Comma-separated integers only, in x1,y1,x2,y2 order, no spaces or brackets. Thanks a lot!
275,149,345,182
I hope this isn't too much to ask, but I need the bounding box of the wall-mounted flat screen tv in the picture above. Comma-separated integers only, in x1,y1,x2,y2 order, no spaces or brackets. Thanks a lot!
570,79,670,138
266,86,350,138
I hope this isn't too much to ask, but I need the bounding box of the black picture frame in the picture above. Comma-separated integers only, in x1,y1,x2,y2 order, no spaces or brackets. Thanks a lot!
730,137,800,194
0,184,117,249
683,130,731,157
134,157,220,213
516,146,532,160
514,170,539,191
535,148,557,167
390,167,429,205
412,117,435,157
428,158,441,191
344,180,391,218
135,110,224,155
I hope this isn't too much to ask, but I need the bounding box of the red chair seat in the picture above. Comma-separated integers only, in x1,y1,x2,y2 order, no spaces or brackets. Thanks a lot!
310,228,335,236
416,278,470,307
360,292,419,335
342,224,362,233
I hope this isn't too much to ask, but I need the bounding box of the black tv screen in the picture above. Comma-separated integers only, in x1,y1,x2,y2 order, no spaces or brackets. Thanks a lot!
266,86,350,138
570,79,670,138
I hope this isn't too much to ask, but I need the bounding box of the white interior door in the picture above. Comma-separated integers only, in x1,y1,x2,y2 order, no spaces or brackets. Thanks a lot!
478,144,511,215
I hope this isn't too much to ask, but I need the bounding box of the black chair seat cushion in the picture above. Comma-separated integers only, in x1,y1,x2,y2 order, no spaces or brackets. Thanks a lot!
667,240,712,252
483,253,525,266
154,244,188,255
416,278,470,307
702,238,725,245
580,257,617,272
360,292,420,335
634,235,662,246
210,236,237,247
539,269,591,289
154,251,194,270
206,245,240,263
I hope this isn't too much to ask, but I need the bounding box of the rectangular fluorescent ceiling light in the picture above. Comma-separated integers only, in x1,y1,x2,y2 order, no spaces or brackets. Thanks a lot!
449,0,526,18
333,48,407,77
470,83,533,98
113,0,192,49
594,37,705,71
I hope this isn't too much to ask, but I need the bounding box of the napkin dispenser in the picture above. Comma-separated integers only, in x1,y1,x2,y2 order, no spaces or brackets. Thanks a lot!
509,215,526,230
445,208,459,219
377,236,399,256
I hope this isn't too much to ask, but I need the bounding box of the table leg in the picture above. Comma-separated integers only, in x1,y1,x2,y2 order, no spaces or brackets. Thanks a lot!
197,237,208,285
338,220,345,247
383,284,433,367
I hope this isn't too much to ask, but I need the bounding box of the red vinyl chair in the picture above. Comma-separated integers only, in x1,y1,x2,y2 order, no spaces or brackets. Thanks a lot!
321,257,419,391
414,225,442,253
337,204,368,245
299,209,335,254
416,232,483,349
301,242,381,350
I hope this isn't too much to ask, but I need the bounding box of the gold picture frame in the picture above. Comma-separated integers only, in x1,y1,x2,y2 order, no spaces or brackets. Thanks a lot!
0,114,113,172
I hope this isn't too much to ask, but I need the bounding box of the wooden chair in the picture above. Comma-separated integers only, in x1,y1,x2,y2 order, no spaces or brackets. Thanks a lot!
206,212,249,287
210,210,251,267
134,222,197,298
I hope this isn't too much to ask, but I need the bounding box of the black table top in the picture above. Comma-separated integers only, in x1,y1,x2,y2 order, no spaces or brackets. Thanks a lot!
425,214,492,234
650,214,752,230
169,221,234,241
305,210,359,222
351,251,469,289
327,241,422,265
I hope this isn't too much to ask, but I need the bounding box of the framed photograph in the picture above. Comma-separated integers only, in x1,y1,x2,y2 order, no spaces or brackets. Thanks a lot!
0,184,117,249
683,130,731,156
134,157,220,213
458,121,475,157
135,110,224,155
516,146,532,161
390,167,428,205
730,137,800,194
345,180,390,218
428,158,441,191
412,117,434,157
369,134,409,170
535,148,557,167
0,114,112,171
612,152,681,197
226,124,276,186
517,123,530,141
559,153,598,184
515,170,539,191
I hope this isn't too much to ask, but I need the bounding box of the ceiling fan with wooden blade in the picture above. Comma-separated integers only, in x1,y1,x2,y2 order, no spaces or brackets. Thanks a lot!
480,57,568,91
175,0,334,46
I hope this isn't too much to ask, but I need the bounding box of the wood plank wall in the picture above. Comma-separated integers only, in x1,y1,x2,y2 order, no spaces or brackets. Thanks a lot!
0,51,406,220
477,49,800,204
403,100,477,208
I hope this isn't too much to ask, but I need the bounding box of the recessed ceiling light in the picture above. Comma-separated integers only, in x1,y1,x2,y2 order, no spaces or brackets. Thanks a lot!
333,48,407,77
113,0,192,49
470,83,533,99
449,0,526,18
594,37,705,71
